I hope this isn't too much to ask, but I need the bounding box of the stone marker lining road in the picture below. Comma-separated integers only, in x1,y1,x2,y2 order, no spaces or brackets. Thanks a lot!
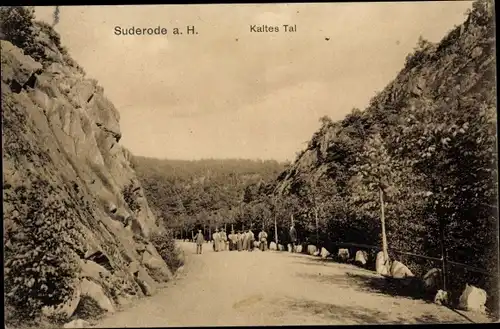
94,242,492,327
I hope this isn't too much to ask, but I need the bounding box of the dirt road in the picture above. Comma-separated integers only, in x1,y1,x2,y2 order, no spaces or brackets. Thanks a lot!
94,241,492,327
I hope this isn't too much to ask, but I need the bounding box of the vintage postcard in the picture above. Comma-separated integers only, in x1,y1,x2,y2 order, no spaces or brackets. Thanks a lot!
1,1,498,328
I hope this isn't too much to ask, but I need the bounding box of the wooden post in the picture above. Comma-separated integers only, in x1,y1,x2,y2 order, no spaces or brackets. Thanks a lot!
439,215,447,291
315,206,319,246
274,213,278,246
379,187,389,263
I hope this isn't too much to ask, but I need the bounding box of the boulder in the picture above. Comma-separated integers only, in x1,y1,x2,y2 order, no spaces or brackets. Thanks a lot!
254,241,260,248
269,242,277,251
434,289,449,306
79,278,115,313
296,245,303,253
127,261,140,276
338,248,350,262
307,245,317,255
68,79,97,108
0,40,43,91
390,260,414,279
287,244,292,252
175,246,185,265
376,251,390,276
134,267,157,296
313,251,320,256
41,279,81,320
355,250,368,265
80,259,111,281
278,244,285,251
458,284,487,313
141,250,173,282
63,319,91,329
320,247,331,259
423,268,442,292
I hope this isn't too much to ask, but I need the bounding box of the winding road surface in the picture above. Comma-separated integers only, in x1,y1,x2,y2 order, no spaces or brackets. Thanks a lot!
95,241,492,327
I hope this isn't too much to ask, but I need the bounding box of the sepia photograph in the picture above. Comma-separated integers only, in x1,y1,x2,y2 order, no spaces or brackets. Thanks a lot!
1,1,498,328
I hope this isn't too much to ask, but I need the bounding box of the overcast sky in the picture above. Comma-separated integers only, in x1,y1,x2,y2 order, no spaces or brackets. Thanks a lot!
35,2,472,162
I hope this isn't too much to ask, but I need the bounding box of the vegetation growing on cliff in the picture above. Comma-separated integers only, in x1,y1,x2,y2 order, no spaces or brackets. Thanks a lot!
261,0,497,313
2,6,176,327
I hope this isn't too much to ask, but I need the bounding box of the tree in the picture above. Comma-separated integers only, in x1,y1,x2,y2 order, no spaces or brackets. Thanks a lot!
350,133,430,263
0,6,45,61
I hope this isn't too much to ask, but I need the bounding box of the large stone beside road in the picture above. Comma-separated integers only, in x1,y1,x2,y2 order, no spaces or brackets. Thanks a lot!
390,260,414,279
458,284,487,313
296,245,303,253
80,278,115,314
320,247,331,259
338,248,350,262
434,289,449,306
269,242,277,251
423,268,442,292
80,259,112,281
307,245,317,255
376,252,390,276
135,267,157,296
141,250,173,282
287,244,292,252
355,250,368,265
278,244,285,251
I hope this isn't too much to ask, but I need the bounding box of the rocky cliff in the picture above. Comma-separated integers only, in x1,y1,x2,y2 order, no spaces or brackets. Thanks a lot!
271,0,497,313
275,1,496,195
2,14,177,326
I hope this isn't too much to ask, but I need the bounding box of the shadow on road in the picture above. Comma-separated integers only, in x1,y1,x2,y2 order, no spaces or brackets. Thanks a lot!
280,297,445,324
292,257,433,302
293,258,485,324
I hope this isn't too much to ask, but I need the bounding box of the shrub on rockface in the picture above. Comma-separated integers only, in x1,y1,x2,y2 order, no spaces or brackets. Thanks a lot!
0,6,45,62
150,230,184,272
4,180,80,324
123,182,141,214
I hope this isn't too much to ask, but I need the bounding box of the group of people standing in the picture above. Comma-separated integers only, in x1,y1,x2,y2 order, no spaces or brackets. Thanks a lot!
193,224,298,255
227,228,269,252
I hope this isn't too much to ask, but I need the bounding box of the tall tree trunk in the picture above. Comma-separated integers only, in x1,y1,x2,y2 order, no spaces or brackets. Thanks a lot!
439,212,447,291
274,212,278,245
315,206,319,246
379,187,389,262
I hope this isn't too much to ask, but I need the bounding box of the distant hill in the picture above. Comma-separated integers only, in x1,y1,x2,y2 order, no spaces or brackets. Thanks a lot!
132,156,287,234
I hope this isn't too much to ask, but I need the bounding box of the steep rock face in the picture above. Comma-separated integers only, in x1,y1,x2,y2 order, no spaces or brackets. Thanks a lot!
275,2,496,194
2,29,169,324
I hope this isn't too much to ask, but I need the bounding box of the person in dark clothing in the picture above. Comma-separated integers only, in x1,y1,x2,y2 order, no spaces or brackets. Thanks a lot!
290,224,297,253
194,229,205,254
